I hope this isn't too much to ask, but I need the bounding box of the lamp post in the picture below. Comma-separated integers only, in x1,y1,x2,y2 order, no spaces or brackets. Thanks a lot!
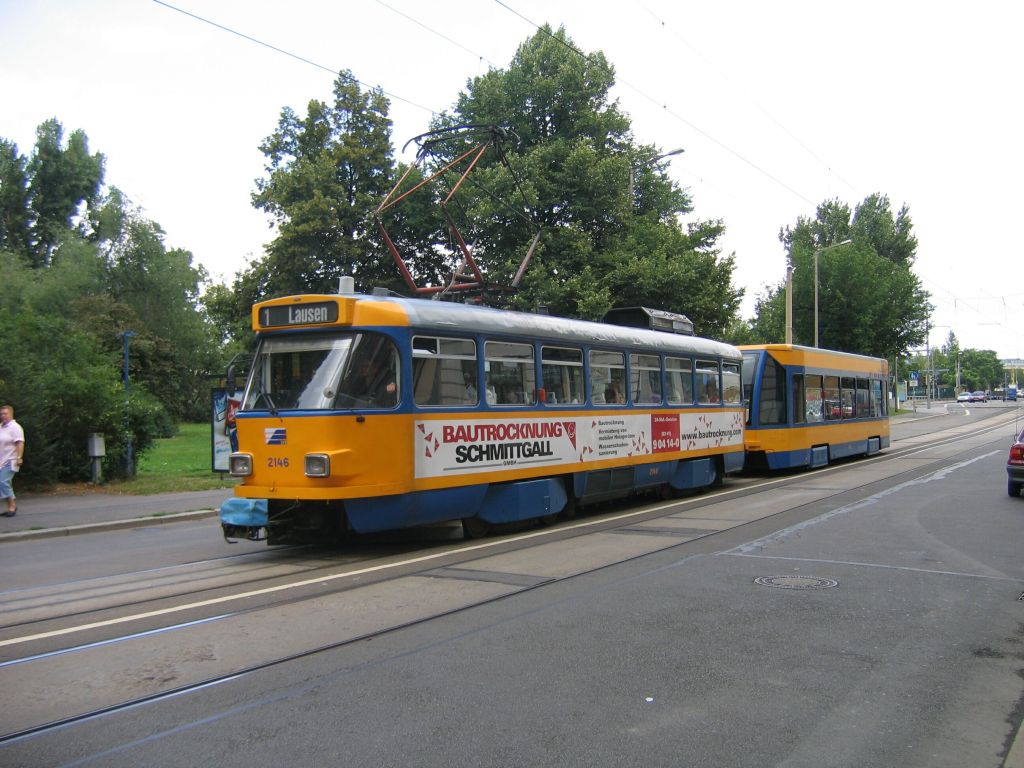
785,263,795,344
814,239,853,348
121,330,137,477
628,148,684,201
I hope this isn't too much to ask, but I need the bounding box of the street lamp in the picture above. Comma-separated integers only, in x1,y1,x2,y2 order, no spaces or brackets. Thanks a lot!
814,239,853,348
628,148,684,200
121,330,137,477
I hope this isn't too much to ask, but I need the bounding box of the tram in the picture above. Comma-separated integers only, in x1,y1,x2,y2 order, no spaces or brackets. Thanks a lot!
220,285,745,544
739,344,890,470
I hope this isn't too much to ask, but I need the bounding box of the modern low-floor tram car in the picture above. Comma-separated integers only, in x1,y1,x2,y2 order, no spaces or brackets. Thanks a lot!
739,344,890,470
221,288,746,544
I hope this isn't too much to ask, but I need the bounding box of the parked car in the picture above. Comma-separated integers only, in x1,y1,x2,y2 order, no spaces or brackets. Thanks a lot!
957,391,972,403
971,390,987,402
1008,430,1024,496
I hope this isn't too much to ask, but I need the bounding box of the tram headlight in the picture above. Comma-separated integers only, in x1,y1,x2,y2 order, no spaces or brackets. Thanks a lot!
229,453,253,477
305,453,331,478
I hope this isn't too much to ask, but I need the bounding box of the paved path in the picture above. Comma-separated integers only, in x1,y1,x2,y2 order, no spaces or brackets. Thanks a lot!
0,488,229,542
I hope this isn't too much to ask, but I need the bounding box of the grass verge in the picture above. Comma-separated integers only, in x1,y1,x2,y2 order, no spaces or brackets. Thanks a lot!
113,423,239,495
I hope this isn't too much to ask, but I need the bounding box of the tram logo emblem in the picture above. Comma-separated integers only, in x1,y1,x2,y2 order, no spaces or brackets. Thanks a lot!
264,428,287,445
562,421,577,450
417,423,440,457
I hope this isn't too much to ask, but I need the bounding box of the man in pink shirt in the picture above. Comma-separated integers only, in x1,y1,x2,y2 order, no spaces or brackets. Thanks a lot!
0,404,25,516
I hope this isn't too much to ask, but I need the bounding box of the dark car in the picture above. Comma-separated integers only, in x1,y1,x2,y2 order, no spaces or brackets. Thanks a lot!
971,390,987,402
1008,430,1024,497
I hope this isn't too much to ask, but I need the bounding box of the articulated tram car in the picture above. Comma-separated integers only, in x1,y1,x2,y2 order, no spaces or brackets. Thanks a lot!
739,344,890,470
221,290,746,544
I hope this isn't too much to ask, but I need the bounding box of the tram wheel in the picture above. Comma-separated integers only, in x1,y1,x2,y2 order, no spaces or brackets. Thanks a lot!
462,517,491,539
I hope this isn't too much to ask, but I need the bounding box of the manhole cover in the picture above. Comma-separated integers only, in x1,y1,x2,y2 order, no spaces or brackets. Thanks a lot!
754,575,838,590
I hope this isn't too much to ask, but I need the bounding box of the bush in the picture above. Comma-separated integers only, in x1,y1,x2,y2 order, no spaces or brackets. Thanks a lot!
0,310,171,485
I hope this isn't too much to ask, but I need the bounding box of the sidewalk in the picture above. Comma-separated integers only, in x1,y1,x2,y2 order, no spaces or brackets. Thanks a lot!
0,488,231,542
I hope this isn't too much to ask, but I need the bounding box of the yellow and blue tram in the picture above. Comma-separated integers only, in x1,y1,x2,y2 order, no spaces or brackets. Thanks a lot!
739,344,890,470
220,289,745,543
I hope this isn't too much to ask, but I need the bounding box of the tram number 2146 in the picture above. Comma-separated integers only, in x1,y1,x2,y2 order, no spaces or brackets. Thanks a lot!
267,457,290,468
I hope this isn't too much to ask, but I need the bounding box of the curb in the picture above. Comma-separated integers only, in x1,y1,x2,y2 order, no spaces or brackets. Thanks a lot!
0,509,219,543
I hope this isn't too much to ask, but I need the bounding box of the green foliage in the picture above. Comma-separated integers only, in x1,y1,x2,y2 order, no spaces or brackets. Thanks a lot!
958,348,1005,391
747,283,786,344
248,71,399,298
0,139,31,255
0,300,133,484
11,119,105,267
237,28,742,340
758,194,930,359
900,332,1006,396
0,121,228,481
433,26,739,331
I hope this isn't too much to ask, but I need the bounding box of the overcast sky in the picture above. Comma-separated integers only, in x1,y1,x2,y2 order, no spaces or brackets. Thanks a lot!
3,0,1022,359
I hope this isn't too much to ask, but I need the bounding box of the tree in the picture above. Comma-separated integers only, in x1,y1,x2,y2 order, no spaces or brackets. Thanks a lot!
0,139,31,256
959,348,1004,391
0,122,226,481
756,194,930,359
24,119,105,267
249,71,408,299
95,189,222,422
235,30,743,338
416,25,742,335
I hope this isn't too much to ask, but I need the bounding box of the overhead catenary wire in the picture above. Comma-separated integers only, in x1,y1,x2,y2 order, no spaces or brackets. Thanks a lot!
151,0,439,117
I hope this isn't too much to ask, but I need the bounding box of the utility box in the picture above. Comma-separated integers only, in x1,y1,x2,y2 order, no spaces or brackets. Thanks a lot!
87,433,106,457
88,433,105,485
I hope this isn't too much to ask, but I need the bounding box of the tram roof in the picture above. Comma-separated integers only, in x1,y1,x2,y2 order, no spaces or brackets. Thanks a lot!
738,344,889,373
388,295,740,358
266,293,741,360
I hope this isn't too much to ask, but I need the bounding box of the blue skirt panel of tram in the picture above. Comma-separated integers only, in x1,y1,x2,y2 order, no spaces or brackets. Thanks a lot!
761,434,889,470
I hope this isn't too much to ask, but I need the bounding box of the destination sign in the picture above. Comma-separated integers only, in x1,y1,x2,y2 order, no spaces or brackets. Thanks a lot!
260,301,339,327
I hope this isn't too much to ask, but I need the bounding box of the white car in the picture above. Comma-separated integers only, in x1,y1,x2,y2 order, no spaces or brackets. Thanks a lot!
956,391,972,403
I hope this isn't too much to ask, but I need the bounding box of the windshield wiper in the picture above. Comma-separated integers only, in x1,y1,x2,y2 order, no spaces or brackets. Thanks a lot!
253,381,278,416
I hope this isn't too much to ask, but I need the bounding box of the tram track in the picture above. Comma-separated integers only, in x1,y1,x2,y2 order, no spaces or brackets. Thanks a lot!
0,411,1017,745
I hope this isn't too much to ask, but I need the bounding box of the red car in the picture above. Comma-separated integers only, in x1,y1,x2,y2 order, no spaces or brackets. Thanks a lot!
1008,430,1024,497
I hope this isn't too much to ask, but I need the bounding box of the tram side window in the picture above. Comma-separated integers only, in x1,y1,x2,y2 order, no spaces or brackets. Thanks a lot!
541,346,584,405
666,357,693,405
792,374,805,424
804,374,824,422
840,376,855,418
722,362,741,404
824,376,841,420
696,359,720,404
630,353,663,404
855,378,870,417
412,336,477,407
870,379,883,417
485,341,537,406
591,350,626,404
758,356,786,424
741,352,758,405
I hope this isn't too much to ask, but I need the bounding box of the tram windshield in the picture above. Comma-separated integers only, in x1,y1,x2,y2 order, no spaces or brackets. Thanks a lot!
242,332,399,411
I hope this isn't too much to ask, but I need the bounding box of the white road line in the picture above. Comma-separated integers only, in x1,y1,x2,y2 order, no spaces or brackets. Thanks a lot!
726,451,1001,556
